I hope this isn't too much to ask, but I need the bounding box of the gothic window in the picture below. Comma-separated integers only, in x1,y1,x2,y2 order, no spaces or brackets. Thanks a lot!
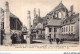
58,12,62,18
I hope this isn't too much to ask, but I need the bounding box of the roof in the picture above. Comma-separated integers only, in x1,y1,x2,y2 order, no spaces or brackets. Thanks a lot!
46,2,68,19
0,7,22,25
53,2,68,11
10,13,22,26
46,18,62,26
65,13,79,21
0,7,18,18
35,23,43,29
61,13,79,26
10,12,19,18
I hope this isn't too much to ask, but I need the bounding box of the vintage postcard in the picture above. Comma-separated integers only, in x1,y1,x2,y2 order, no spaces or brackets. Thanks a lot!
0,0,79,51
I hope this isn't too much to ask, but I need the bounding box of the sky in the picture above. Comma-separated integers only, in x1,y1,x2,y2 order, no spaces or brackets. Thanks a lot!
0,0,79,28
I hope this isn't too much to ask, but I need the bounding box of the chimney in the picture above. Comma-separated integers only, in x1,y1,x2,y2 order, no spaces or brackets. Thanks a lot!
34,8,36,19
70,5,74,16
38,9,40,17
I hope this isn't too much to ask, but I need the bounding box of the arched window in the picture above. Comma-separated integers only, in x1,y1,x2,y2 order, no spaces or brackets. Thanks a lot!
58,12,62,18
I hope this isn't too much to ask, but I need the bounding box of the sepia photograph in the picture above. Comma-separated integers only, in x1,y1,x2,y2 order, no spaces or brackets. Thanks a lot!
0,0,79,51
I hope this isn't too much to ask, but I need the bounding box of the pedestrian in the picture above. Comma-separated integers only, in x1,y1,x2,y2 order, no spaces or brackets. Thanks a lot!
11,33,17,44
60,39,64,44
48,36,52,44
56,38,59,44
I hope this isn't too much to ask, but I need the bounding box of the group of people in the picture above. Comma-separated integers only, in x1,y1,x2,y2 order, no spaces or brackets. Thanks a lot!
11,33,26,44
56,38,64,44
48,36,64,44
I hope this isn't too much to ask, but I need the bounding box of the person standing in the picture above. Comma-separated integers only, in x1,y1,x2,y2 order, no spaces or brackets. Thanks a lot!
48,36,52,44
56,38,59,44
